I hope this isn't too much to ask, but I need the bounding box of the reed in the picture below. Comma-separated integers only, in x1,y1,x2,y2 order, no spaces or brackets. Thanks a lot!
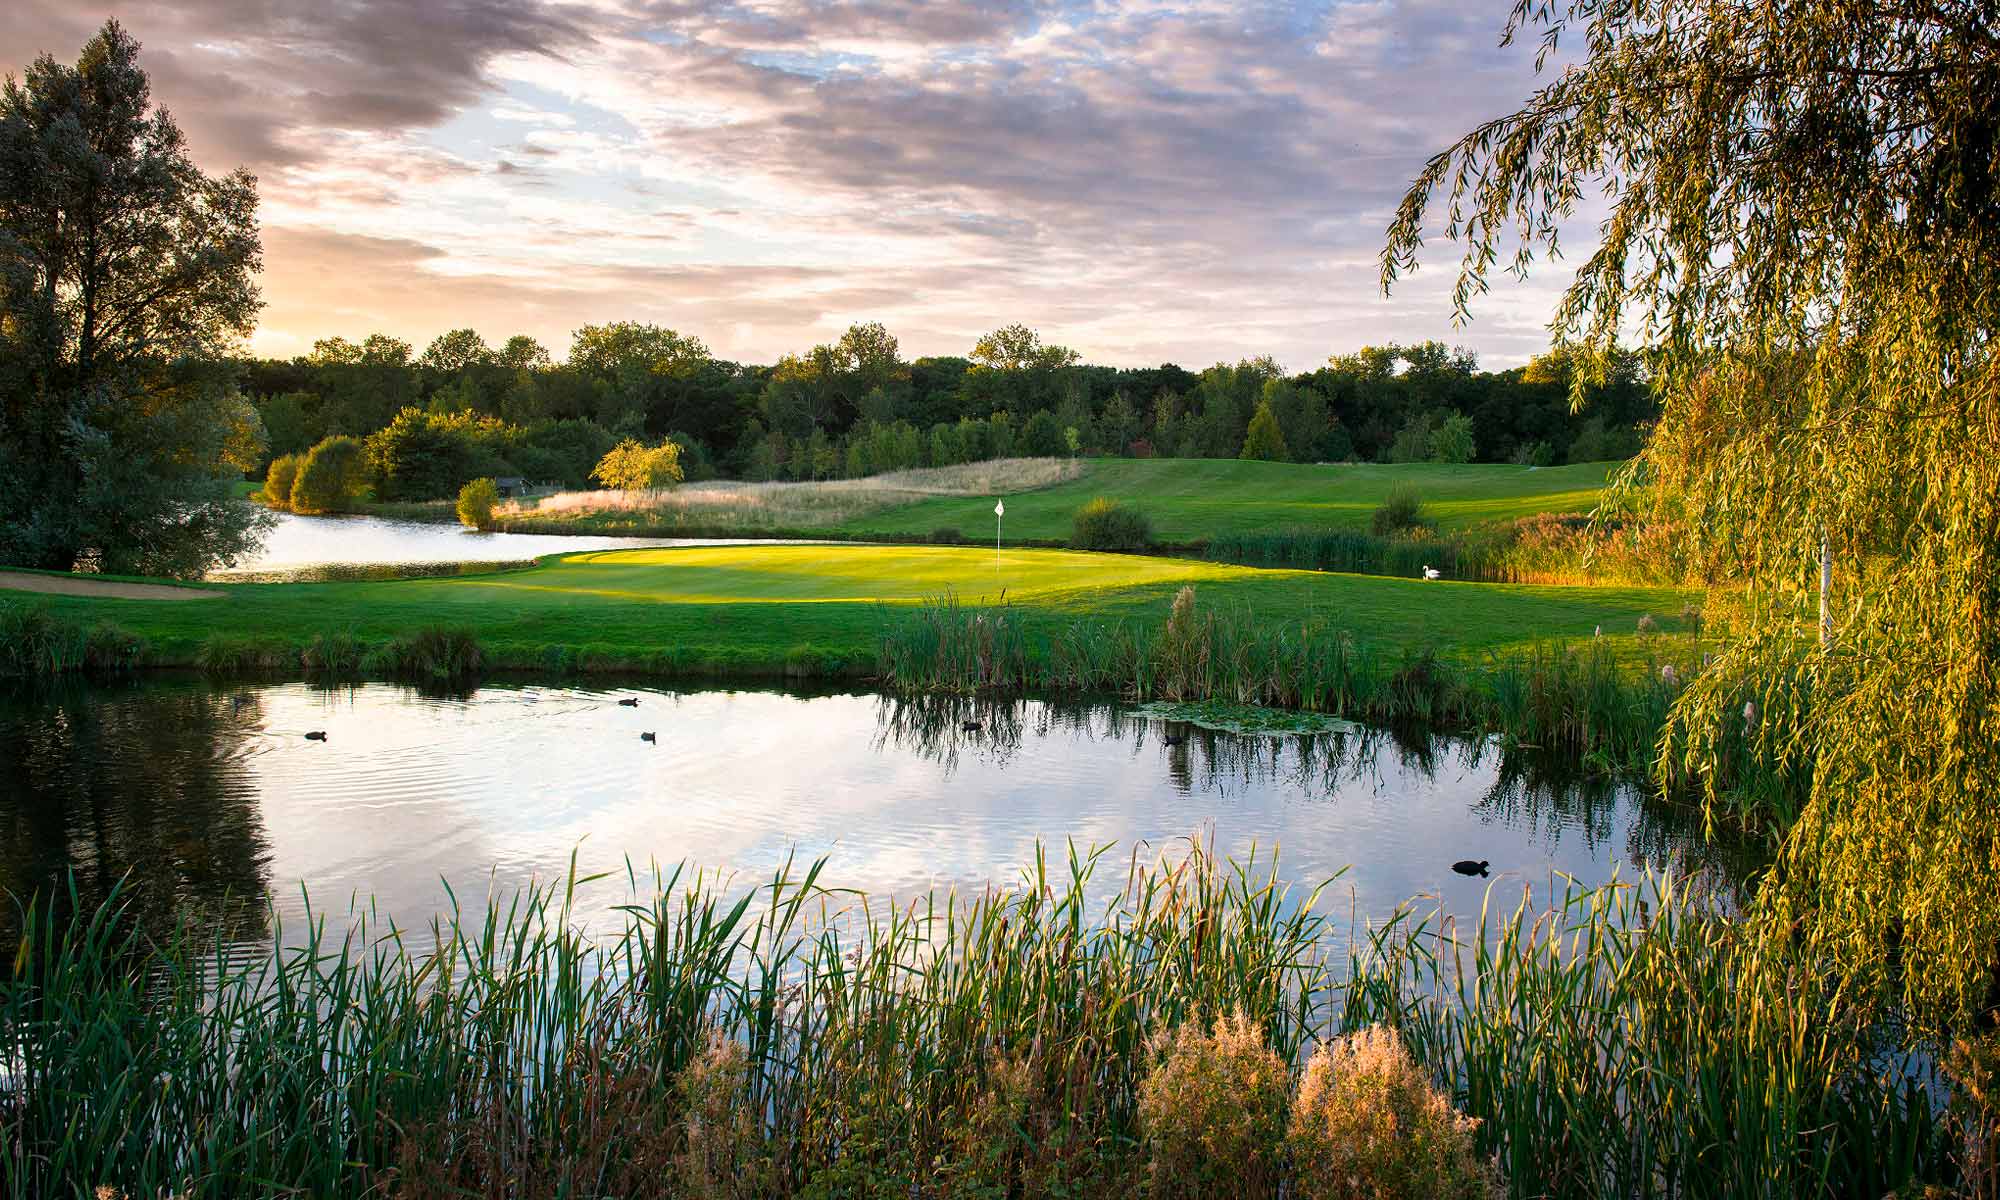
0,607,147,676
0,846,1948,1198
880,593,1676,759
1205,527,1515,582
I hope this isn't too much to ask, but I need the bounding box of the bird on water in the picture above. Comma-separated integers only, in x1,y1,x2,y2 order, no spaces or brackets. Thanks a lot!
304,731,327,741
619,697,640,707
961,720,983,732
1451,859,1489,877
640,732,656,743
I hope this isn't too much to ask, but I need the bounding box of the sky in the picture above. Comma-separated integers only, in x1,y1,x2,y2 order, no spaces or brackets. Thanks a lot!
2,1,1584,371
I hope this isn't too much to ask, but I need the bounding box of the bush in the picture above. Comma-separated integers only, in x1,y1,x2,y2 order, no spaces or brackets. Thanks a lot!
1370,486,1428,536
290,435,368,514
260,453,302,510
1019,410,1067,457
301,630,362,676
1287,1025,1502,1200
1427,412,1476,463
1137,1009,1290,1199
928,527,964,544
456,477,500,530
1071,497,1154,551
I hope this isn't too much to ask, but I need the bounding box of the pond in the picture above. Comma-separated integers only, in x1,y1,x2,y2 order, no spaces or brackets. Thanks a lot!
209,510,809,580
0,678,1756,952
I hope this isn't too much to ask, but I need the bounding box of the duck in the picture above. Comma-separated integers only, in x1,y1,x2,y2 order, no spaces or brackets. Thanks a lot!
1422,565,1442,581
304,731,328,741
961,720,983,733
1162,733,1187,747
1451,859,1489,877
618,697,640,707
640,732,656,743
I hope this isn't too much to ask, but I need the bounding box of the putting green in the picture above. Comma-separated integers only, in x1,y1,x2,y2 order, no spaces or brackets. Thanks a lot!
470,544,1268,605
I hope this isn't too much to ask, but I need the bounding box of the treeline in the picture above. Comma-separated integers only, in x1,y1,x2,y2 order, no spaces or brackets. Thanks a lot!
236,323,1655,501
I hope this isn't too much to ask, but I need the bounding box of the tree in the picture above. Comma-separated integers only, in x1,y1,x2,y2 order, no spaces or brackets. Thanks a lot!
289,435,367,514
1385,0,2000,1032
1019,410,1067,457
420,328,493,373
0,20,269,575
497,335,552,372
456,477,500,530
1426,412,1475,464
591,439,683,490
1238,399,1290,461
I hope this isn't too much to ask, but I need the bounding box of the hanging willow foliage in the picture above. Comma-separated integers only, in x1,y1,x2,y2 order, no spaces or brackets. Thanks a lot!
1383,0,2000,1032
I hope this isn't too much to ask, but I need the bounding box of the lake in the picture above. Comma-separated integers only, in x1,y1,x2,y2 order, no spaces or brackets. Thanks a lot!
0,677,1752,950
210,510,818,580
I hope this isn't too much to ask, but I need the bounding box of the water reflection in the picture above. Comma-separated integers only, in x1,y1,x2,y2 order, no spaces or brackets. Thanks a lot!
0,679,1758,955
210,510,834,580
0,679,274,945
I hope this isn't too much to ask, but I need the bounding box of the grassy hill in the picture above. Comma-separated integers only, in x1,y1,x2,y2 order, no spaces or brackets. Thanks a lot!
843,459,1617,544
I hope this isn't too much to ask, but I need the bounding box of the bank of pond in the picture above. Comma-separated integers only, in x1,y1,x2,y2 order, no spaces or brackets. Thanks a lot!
0,677,1956,1197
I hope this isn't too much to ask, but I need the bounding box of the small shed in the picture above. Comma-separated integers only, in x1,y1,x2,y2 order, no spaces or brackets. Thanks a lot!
494,476,527,498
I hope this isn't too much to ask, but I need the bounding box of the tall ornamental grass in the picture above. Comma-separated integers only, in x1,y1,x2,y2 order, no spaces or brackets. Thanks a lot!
0,845,1948,1198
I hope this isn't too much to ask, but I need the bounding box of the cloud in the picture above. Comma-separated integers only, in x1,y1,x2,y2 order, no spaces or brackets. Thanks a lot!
3,1,1584,368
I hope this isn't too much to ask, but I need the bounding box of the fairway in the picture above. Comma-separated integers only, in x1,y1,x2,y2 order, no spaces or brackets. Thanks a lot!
845,458,1618,543
491,545,1257,604
2,542,1690,676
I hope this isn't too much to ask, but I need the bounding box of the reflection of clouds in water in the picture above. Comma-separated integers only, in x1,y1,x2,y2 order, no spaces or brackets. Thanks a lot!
0,681,1755,951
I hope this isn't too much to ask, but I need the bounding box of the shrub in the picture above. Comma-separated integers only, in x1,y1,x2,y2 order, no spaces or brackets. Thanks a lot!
928,526,963,544
1136,1010,1289,1199
1287,1025,1502,1200
1019,410,1067,457
675,1028,767,1199
1511,440,1555,467
197,634,293,674
291,435,368,514
260,453,302,510
1071,496,1153,551
456,477,500,530
1370,486,1428,536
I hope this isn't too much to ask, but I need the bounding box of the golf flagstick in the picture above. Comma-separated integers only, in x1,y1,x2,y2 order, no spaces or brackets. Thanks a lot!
994,497,1004,555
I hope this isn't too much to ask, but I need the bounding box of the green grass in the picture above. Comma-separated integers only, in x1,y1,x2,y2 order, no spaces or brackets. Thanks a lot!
0,544,1687,677
844,458,1619,543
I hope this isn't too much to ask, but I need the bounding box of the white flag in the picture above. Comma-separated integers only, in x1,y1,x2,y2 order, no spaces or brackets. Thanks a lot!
994,499,1005,516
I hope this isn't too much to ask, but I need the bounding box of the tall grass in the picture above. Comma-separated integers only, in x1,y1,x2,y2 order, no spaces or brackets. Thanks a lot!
880,591,1679,768
0,606,147,676
1,846,1948,1198
497,458,1083,535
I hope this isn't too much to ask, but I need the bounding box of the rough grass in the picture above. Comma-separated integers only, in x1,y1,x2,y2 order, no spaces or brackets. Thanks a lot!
0,544,1691,680
496,458,1084,534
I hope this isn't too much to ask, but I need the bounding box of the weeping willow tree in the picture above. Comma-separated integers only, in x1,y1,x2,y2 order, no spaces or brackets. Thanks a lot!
1383,0,2000,1033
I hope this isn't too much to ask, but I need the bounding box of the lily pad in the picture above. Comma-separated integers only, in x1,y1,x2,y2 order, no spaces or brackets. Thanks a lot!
1134,699,1363,737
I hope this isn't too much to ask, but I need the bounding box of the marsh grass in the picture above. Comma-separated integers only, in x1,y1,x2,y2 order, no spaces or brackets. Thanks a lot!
0,607,146,676
497,458,1084,535
0,845,1948,1198
880,592,1684,758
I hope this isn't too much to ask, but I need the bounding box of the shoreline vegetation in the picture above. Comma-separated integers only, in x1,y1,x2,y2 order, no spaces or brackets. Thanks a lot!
5,843,1946,1198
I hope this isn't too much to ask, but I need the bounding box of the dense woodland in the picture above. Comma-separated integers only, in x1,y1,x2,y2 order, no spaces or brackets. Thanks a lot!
237,324,1655,501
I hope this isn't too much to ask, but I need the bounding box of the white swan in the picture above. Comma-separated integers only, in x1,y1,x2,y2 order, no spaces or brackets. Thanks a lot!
1422,565,1441,580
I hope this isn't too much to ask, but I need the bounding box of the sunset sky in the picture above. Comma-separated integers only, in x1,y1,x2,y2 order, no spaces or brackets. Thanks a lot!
4,1,1584,370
